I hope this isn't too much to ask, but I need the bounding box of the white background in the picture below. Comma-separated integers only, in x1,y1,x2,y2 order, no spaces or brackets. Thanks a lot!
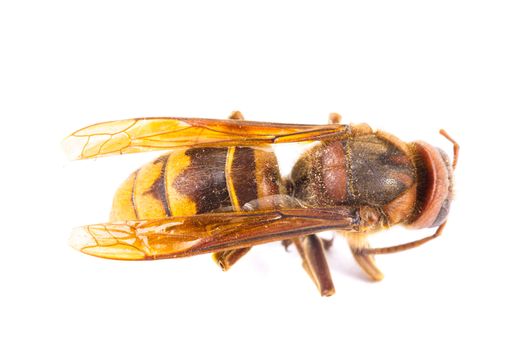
1,1,524,349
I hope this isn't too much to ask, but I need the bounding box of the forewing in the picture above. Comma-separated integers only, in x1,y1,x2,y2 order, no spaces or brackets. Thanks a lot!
70,208,358,260
63,117,348,159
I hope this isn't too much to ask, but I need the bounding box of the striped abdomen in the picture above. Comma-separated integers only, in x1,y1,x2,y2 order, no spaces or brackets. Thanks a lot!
111,146,283,221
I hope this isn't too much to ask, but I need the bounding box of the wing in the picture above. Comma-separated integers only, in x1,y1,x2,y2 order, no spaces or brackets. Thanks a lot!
63,117,349,159
69,208,359,260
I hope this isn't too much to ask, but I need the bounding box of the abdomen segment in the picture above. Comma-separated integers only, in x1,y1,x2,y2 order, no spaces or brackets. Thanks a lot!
110,146,284,221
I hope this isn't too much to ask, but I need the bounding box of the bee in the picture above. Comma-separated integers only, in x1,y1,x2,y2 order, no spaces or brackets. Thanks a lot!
64,111,458,296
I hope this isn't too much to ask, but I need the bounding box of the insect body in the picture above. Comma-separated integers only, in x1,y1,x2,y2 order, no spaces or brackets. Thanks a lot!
65,112,458,296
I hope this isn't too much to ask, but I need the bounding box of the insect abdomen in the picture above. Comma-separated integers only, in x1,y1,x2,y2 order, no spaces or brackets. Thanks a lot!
110,146,283,221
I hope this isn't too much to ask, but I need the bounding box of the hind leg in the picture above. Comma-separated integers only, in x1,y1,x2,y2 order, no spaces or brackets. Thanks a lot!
283,236,334,251
293,235,335,296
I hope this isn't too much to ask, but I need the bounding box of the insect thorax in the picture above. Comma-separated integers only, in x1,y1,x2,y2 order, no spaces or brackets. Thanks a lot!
289,134,417,226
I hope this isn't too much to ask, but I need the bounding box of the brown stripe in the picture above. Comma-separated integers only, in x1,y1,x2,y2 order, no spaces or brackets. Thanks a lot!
321,141,349,204
230,147,258,208
144,155,172,216
173,148,231,213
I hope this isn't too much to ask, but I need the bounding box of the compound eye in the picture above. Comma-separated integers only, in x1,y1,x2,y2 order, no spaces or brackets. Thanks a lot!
430,198,450,227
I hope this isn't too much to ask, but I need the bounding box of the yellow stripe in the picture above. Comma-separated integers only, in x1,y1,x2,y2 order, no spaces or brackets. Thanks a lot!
165,149,196,217
225,147,241,211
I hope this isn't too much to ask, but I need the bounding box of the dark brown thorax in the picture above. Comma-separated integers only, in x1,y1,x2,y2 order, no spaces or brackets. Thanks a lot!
289,125,418,229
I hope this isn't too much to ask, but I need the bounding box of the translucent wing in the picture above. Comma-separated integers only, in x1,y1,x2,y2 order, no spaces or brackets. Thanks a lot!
70,208,359,260
63,117,349,159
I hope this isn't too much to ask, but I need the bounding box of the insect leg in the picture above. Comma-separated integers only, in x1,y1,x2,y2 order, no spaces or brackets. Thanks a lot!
293,235,335,297
283,236,334,251
228,110,244,120
356,222,446,255
347,234,385,281
321,236,335,250
347,223,447,280
212,248,252,271
282,239,293,251
328,112,342,124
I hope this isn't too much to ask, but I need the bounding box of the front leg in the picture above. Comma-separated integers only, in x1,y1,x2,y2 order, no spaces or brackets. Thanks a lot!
356,222,446,255
347,222,447,281
347,234,384,281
